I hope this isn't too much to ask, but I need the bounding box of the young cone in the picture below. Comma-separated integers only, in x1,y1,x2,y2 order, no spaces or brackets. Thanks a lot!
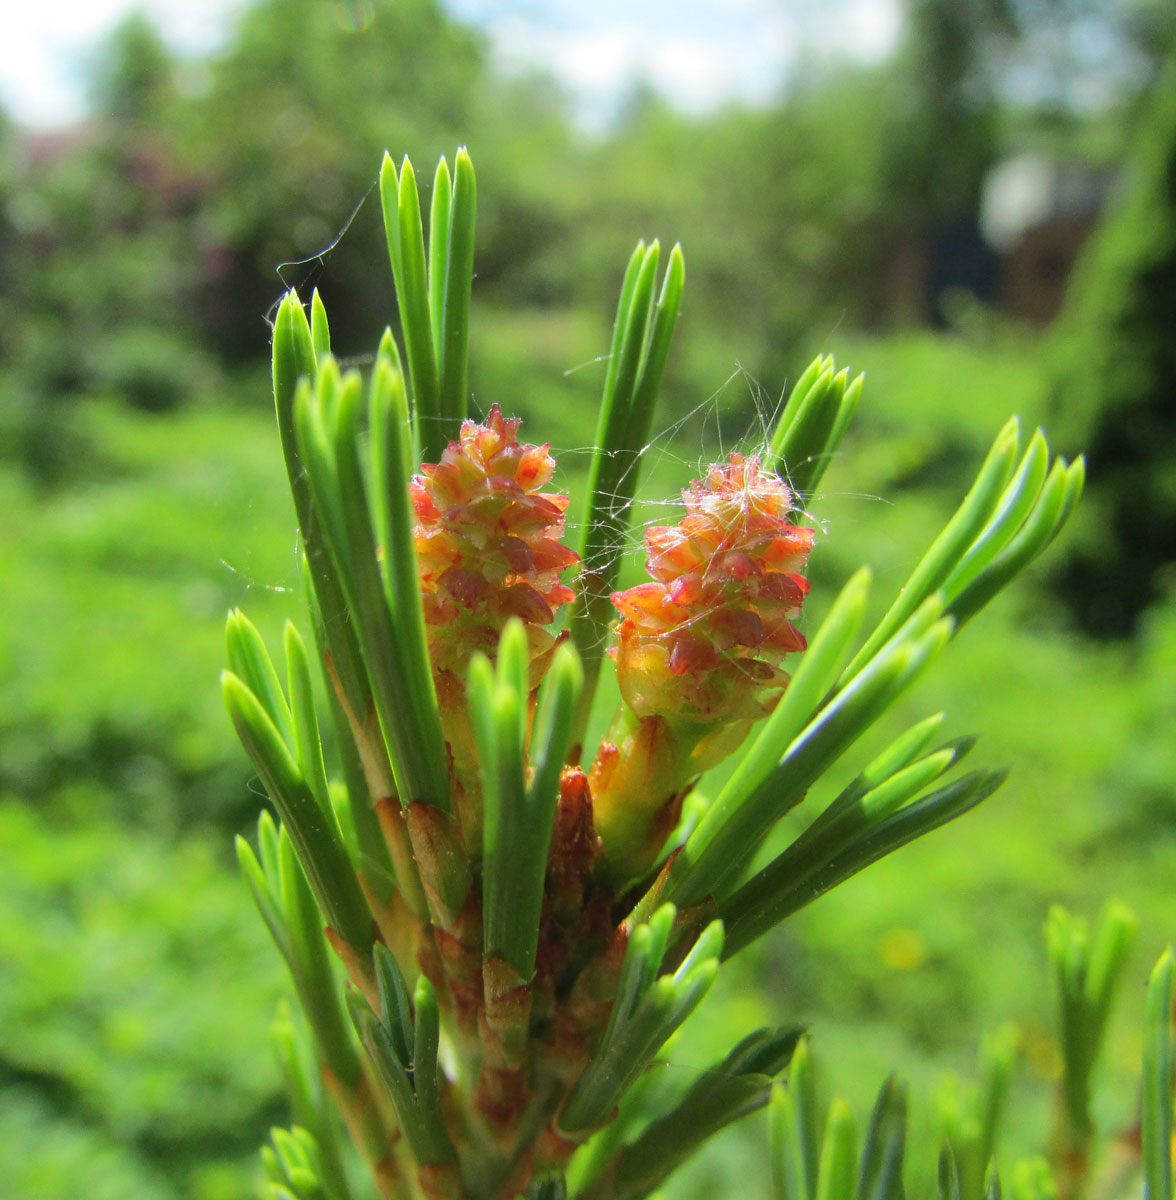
411,402,579,843
591,453,814,880
412,404,579,680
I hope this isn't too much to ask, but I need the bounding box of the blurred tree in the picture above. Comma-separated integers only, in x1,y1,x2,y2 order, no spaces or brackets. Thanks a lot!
1,13,213,483
1049,37,1176,636
871,0,1019,325
459,71,582,307
0,104,18,358
87,11,176,125
182,0,488,357
561,68,900,409
884,0,1014,225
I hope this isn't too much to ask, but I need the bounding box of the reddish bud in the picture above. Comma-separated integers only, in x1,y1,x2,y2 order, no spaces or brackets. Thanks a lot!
610,453,814,724
413,405,579,683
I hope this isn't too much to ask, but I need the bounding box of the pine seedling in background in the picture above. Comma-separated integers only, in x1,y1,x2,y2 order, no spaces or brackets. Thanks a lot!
1045,903,1137,1200
1142,950,1175,1200
937,1026,1018,1200
225,149,1084,1200
770,1039,909,1200
761,909,1176,1200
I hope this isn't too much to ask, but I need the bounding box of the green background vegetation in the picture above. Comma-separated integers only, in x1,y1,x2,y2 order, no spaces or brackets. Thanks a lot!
3,0,1176,1195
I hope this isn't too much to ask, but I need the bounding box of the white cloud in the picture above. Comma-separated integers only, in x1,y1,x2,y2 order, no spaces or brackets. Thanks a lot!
840,0,903,62
487,8,807,127
0,0,903,129
484,0,901,129
0,0,243,126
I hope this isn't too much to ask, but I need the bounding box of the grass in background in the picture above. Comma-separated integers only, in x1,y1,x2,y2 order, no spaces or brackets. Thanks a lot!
3,319,1172,1197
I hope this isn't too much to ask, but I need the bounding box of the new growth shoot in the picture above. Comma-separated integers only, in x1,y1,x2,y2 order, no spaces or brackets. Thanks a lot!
226,149,1083,1200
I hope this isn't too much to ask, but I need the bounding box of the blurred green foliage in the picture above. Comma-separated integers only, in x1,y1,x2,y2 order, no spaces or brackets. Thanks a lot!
0,802,285,1199
2,0,1175,1196
1051,39,1176,636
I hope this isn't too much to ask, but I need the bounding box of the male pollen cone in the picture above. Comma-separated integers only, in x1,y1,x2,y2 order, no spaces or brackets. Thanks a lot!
609,452,814,725
411,404,579,683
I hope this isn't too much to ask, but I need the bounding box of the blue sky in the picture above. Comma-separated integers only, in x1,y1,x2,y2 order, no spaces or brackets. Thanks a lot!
0,0,902,129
